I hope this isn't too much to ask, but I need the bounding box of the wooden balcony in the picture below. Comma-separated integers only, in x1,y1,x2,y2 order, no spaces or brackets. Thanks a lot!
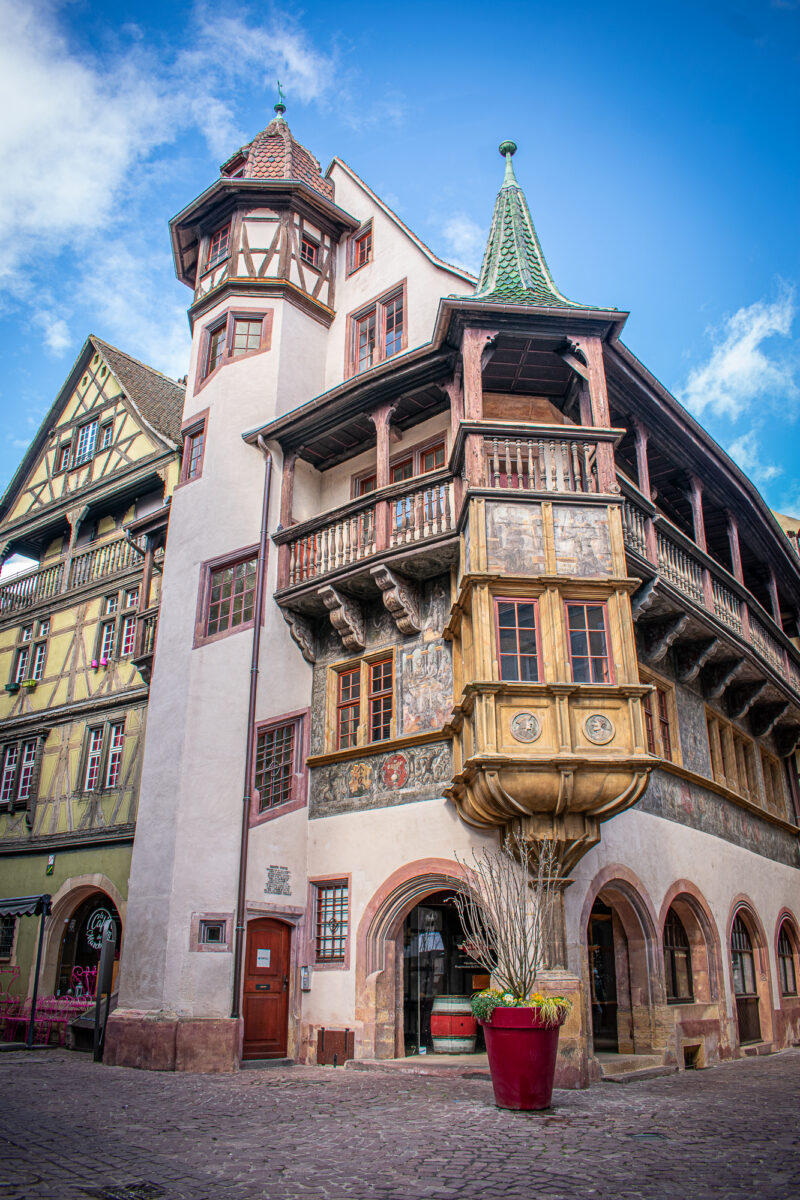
131,605,159,682
453,421,621,496
0,534,144,618
621,485,800,705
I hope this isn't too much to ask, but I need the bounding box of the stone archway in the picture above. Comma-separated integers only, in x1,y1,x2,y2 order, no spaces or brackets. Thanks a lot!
774,908,800,1048
355,858,467,1060
726,896,775,1052
658,879,728,1067
580,865,666,1058
33,874,127,998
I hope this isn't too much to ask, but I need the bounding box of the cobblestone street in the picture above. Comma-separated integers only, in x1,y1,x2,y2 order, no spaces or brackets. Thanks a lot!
2,1049,798,1200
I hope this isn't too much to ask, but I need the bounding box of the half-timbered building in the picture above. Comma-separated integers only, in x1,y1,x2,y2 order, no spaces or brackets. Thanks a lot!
0,338,183,1007
105,105,800,1082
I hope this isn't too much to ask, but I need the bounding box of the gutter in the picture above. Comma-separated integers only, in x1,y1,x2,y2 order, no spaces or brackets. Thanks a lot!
231,437,273,1021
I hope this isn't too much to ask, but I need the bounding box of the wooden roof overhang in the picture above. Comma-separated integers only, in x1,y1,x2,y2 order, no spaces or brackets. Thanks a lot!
606,343,800,603
246,297,630,472
169,178,359,287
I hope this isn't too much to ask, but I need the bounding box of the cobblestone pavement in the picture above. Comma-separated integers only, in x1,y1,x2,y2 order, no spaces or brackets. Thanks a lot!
1,1049,799,1200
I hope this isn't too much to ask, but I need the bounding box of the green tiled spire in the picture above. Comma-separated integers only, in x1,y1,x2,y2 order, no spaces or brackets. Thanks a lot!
475,141,588,308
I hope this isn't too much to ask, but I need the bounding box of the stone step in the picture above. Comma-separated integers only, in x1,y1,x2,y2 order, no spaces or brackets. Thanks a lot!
596,1052,664,1076
347,1054,491,1080
601,1065,679,1084
240,1057,295,1070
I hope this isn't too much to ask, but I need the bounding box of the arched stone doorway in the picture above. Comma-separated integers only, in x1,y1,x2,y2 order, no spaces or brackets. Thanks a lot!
33,874,126,1000
728,900,774,1051
56,891,122,996
356,859,468,1060
658,882,727,1068
582,867,665,1059
775,910,800,1048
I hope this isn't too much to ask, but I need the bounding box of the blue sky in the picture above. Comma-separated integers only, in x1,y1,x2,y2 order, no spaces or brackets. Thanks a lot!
1,0,798,513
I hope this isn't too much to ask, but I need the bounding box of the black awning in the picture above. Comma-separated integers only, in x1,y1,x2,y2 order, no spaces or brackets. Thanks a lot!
0,894,51,918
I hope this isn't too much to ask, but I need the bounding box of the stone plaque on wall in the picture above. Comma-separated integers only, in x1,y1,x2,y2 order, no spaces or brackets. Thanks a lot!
264,865,291,896
553,505,613,576
486,503,545,575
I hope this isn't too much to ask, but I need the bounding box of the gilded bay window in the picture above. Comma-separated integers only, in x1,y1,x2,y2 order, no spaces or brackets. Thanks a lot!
566,602,612,683
495,598,540,682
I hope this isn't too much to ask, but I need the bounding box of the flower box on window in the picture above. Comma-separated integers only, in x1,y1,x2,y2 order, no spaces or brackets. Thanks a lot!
4,683,20,694
21,680,37,691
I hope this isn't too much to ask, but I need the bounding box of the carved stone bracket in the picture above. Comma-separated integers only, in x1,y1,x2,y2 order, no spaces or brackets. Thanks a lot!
281,608,317,664
630,578,658,621
775,725,800,758
676,638,719,683
318,585,365,652
370,565,421,635
703,658,745,701
749,702,790,739
726,680,769,721
642,613,688,663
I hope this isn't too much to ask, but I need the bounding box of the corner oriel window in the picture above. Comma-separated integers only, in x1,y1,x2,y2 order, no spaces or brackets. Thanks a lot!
200,312,273,382
206,325,226,376
368,658,393,742
641,676,678,763
231,319,262,356
566,602,612,683
300,235,319,267
495,598,540,682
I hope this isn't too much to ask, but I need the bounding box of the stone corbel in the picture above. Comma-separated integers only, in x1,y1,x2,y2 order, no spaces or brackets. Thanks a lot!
370,565,421,635
642,613,688,663
703,658,745,701
281,608,317,664
630,578,658,620
726,680,769,721
675,638,719,683
749,702,790,739
318,585,365,652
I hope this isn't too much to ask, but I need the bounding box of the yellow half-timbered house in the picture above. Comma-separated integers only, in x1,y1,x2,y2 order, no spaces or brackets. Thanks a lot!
0,336,183,1003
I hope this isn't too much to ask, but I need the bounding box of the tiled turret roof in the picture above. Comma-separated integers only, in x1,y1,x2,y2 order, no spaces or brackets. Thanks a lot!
475,141,591,308
221,108,334,201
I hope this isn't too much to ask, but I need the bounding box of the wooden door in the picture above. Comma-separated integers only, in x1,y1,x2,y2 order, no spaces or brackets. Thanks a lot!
242,918,291,1059
589,909,619,1051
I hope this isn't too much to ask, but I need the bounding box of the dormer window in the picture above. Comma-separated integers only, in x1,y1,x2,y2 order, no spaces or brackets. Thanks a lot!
300,235,319,268
207,224,230,270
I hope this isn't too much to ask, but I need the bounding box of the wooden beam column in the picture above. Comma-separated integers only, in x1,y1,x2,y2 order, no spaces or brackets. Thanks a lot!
277,451,297,589
461,328,496,487
575,336,616,492
370,403,397,551
632,419,657,562
688,476,707,553
768,568,783,630
726,512,744,583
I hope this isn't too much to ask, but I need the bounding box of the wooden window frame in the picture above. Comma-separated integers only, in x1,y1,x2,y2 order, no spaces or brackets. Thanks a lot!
299,233,320,270
193,544,263,649
73,418,98,466
351,432,448,499
345,280,407,379
761,747,787,817
347,221,373,276
250,708,310,826
663,907,694,1004
78,719,125,795
189,912,233,953
0,914,16,961
494,597,542,683
9,619,49,686
565,601,614,684
706,708,775,809
196,311,274,391
54,442,71,475
0,737,41,810
99,421,114,451
204,223,231,274
639,669,681,765
328,652,397,752
179,409,209,485
309,875,351,970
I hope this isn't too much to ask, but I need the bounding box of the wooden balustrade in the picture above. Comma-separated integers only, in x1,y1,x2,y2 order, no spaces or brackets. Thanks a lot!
389,482,453,547
622,500,648,557
288,507,377,587
68,535,142,589
0,562,63,614
749,615,786,674
484,433,598,494
656,531,705,604
711,577,743,635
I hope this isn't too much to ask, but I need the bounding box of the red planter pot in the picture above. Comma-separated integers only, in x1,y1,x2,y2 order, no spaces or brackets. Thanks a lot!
479,1007,563,1110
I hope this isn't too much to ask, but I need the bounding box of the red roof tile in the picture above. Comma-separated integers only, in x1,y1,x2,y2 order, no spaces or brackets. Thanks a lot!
225,117,334,201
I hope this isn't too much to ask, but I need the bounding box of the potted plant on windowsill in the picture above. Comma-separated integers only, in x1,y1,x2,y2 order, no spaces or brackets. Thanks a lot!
21,679,37,691
5,682,20,693
454,833,571,1111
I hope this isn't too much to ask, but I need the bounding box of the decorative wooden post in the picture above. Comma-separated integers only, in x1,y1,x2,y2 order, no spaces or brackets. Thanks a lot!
277,451,296,589
370,404,396,551
461,328,496,487
632,419,657,563
767,568,783,630
577,337,616,493
726,511,744,583
688,476,707,553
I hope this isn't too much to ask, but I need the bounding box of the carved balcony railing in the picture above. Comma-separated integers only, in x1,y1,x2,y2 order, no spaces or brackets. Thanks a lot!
0,561,63,615
483,431,598,494
0,534,145,619
621,484,800,698
278,472,457,591
132,605,159,681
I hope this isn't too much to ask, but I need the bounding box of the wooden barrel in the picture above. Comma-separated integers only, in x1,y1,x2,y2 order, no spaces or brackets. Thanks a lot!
430,995,477,1053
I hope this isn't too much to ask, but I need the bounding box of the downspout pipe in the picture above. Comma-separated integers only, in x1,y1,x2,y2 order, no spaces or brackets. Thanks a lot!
231,437,273,1020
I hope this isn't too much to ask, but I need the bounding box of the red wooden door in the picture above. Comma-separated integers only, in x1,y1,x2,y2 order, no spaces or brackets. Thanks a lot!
242,918,291,1059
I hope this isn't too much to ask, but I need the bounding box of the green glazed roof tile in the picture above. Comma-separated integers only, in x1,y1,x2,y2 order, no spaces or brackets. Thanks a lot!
474,142,594,309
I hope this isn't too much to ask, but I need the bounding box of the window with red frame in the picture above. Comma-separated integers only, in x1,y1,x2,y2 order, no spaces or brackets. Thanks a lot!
206,325,226,376
642,683,674,761
495,599,540,682
383,294,404,358
315,881,348,963
206,557,257,638
566,603,611,683
232,318,262,356
105,723,124,788
349,286,405,375
368,658,393,742
183,423,205,481
300,235,319,267
349,226,372,272
336,668,360,749
421,442,445,473
83,728,104,791
206,224,230,269
254,719,298,812
355,310,377,372
119,614,136,657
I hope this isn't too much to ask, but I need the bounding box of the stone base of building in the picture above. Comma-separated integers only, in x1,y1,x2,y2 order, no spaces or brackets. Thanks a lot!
535,970,590,1089
104,1010,241,1073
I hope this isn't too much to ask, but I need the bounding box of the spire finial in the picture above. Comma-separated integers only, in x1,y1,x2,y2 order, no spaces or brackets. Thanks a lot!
498,139,518,186
274,80,287,118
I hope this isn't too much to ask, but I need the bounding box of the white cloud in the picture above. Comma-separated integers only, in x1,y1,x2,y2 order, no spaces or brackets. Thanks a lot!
726,430,782,487
31,309,71,355
440,213,485,274
676,290,799,420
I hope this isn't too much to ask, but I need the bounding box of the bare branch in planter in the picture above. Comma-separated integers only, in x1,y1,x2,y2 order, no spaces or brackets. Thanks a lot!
453,832,560,999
